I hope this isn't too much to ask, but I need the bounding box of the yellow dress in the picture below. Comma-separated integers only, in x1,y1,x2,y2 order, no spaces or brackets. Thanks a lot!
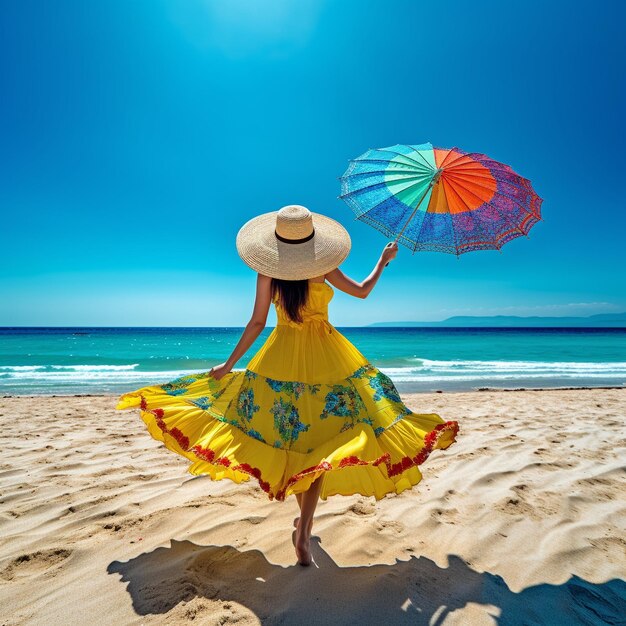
116,282,459,501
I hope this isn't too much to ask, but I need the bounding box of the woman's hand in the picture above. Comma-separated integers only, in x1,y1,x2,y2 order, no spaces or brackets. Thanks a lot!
381,241,398,265
209,362,232,381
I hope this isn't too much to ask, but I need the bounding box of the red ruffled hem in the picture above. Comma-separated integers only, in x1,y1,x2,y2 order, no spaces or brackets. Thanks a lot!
138,395,459,502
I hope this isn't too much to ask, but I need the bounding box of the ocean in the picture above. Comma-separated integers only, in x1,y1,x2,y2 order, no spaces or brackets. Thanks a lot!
1,327,625,395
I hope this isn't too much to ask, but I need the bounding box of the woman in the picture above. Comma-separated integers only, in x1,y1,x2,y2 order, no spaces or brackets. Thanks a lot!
116,204,459,566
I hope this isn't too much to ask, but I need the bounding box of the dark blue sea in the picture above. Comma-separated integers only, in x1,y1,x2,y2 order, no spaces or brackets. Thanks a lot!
1,327,625,395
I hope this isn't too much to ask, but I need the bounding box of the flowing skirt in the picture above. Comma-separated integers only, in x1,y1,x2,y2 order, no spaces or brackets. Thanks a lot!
116,323,459,501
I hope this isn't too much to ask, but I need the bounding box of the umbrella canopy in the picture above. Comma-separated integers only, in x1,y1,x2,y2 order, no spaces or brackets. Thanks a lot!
339,142,542,255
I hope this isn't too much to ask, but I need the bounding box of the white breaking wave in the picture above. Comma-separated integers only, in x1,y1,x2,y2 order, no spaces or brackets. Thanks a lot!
49,364,140,371
383,359,626,382
0,368,204,385
0,364,140,372
1,360,625,393
415,359,626,372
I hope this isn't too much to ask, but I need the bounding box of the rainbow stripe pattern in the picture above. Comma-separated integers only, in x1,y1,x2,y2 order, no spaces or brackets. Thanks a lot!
339,142,543,254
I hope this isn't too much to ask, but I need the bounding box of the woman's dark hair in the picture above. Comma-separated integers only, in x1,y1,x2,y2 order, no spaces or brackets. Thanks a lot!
271,278,309,323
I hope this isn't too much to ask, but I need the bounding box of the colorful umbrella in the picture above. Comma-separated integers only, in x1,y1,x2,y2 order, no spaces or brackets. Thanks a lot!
339,142,542,255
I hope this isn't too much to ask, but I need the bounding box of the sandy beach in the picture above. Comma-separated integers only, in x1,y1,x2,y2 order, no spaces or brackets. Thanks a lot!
1,389,625,625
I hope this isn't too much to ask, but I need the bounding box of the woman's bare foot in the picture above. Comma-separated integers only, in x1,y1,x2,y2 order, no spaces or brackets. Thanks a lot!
293,476,322,566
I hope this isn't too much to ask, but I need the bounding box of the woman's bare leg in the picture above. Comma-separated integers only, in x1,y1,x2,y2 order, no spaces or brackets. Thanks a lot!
295,475,323,565
293,493,311,534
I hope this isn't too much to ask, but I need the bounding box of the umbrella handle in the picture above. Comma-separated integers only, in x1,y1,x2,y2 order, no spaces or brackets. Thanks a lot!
383,173,440,266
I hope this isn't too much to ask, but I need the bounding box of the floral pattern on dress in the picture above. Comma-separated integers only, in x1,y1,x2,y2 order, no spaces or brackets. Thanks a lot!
389,406,412,427
349,363,377,380
161,380,191,396
188,378,231,411
216,415,242,428
123,345,460,501
265,377,320,398
192,382,262,438
368,371,402,403
373,406,412,437
320,383,366,421
175,362,414,448
247,429,266,443
161,372,210,395
265,378,305,399
270,397,310,445
190,396,211,410
236,388,260,423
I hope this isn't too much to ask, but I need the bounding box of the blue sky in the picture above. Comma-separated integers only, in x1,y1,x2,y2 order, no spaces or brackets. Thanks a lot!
1,0,624,326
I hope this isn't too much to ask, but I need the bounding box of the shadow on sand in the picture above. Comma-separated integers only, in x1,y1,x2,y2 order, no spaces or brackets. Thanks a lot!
108,536,625,625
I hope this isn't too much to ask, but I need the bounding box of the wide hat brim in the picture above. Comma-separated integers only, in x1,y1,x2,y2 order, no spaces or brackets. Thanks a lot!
236,211,351,280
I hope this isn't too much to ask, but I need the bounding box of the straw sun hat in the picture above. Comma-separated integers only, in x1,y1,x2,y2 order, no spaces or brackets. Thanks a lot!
236,205,351,280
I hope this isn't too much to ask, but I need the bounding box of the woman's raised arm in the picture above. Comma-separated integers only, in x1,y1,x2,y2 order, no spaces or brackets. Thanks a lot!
209,273,272,380
326,242,398,299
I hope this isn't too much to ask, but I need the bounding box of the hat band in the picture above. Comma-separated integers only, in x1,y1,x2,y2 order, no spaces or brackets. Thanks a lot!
274,228,315,244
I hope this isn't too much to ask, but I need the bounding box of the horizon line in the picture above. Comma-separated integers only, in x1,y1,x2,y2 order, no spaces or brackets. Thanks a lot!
1,324,625,330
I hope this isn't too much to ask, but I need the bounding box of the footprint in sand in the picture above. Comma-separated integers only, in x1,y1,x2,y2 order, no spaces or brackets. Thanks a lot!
0,548,72,581
376,519,405,534
429,507,460,524
494,495,550,521
348,499,376,516
497,496,530,513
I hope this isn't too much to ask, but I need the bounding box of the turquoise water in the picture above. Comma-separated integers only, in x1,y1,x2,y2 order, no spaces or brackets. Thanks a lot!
1,327,625,395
